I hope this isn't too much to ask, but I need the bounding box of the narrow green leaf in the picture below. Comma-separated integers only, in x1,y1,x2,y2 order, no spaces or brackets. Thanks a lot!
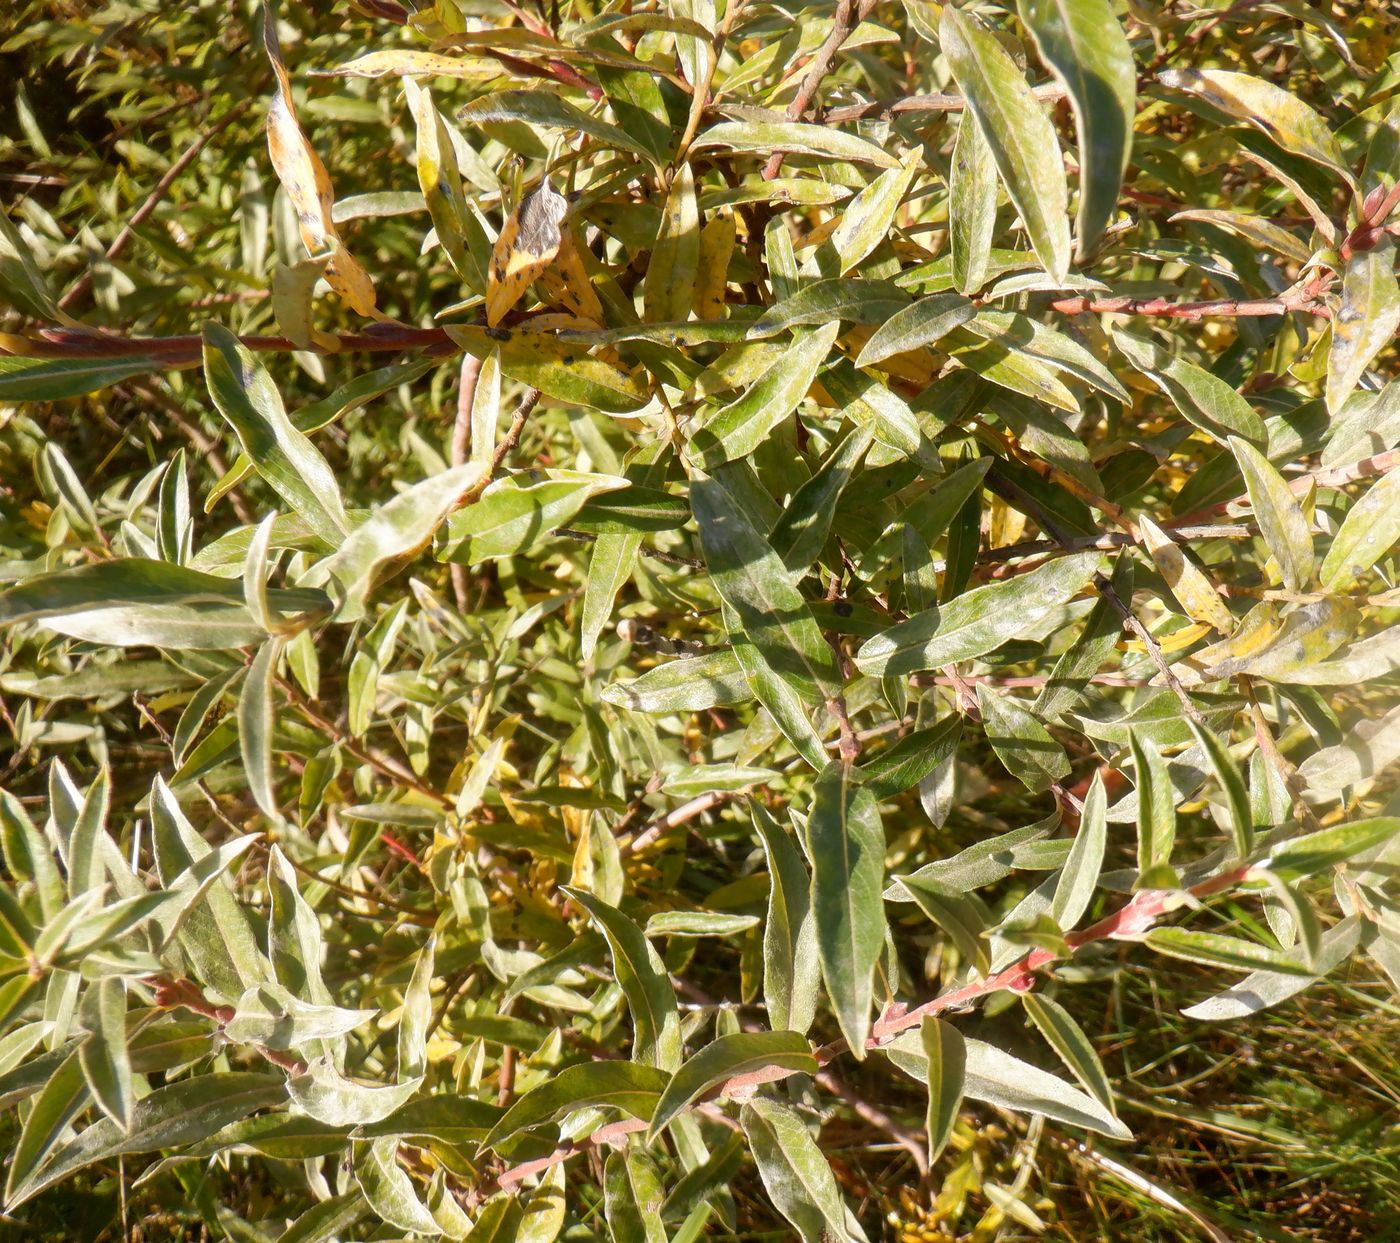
645,162,700,321
807,761,887,1057
0,355,159,401
751,802,820,1035
354,1137,442,1236
1228,436,1313,592
692,472,842,704
1158,67,1354,186
856,551,1101,676
481,1060,670,1153
949,109,997,294
1129,731,1176,876
740,1096,862,1243
1051,770,1105,931
691,120,901,169
6,1074,286,1210
1112,329,1267,447
1187,720,1253,859
976,685,1071,794
1144,927,1312,975
459,89,656,160
1320,469,1400,592
605,1149,667,1243
920,1016,965,1164
650,1031,816,1140
857,716,963,800
769,425,873,575
690,323,838,469
441,470,628,563
1018,0,1135,255
77,978,133,1132
853,293,975,368
1326,237,1400,414
237,638,281,823
305,462,486,622
1021,993,1113,1111
562,887,681,1069
399,935,435,1084
202,324,348,547
1266,817,1400,880
601,649,750,713
941,5,1071,281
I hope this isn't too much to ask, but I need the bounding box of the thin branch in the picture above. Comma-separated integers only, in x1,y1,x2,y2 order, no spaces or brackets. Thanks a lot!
1093,570,1206,727
762,0,874,180
822,84,1066,124
622,790,735,856
1046,290,1328,320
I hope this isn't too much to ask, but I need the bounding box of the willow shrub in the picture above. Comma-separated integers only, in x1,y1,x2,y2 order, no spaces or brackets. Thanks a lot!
0,0,1398,1237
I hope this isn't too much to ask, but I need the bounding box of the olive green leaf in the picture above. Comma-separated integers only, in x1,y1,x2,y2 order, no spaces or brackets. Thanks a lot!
941,5,1071,282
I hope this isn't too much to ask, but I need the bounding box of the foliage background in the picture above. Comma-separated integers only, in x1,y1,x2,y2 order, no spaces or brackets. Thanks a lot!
1,0,1399,1240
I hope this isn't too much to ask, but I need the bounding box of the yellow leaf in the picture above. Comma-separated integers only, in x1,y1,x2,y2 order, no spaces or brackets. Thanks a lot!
536,220,604,324
261,10,378,319
1138,515,1236,634
486,179,568,327
692,208,737,319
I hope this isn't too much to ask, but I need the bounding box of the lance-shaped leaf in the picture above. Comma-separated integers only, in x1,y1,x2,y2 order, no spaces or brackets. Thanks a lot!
1130,731,1176,876
1144,928,1312,975
691,119,900,168
1138,515,1236,635
752,802,820,1034
237,638,281,823
287,1058,421,1127
6,1074,287,1210
459,89,656,160
1228,436,1313,592
857,715,963,800
649,1031,816,1140
1035,555,1133,722
354,1137,442,1236
807,761,888,1057
748,278,910,337
812,149,921,277
740,1096,864,1243
769,425,874,575
601,649,750,713
440,470,628,563
920,1016,965,1164
1320,468,1400,592
407,81,480,289
692,472,842,705
480,1060,670,1152
1158,67,1354,187
1182,916,1361,1020
977,685,1071,794
645,161,700,321
949,109,997,293
856,551,1101,676
1326,237,1400,415
690,323,839,469
853,292,975,367
941,5,1071,282
203,324,348,546
1112,328,1267,447
888,1032,1129,1138
1021,993,1113,1111
1050,770,1105,931
0,558,326,651
0,355,160,401
1018,0,1135,255
1295,708,1400,799
1186,719,1252,858
77,978,132,1132
562,887,681,1069
304,462,486,622
605,1149,667,1243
